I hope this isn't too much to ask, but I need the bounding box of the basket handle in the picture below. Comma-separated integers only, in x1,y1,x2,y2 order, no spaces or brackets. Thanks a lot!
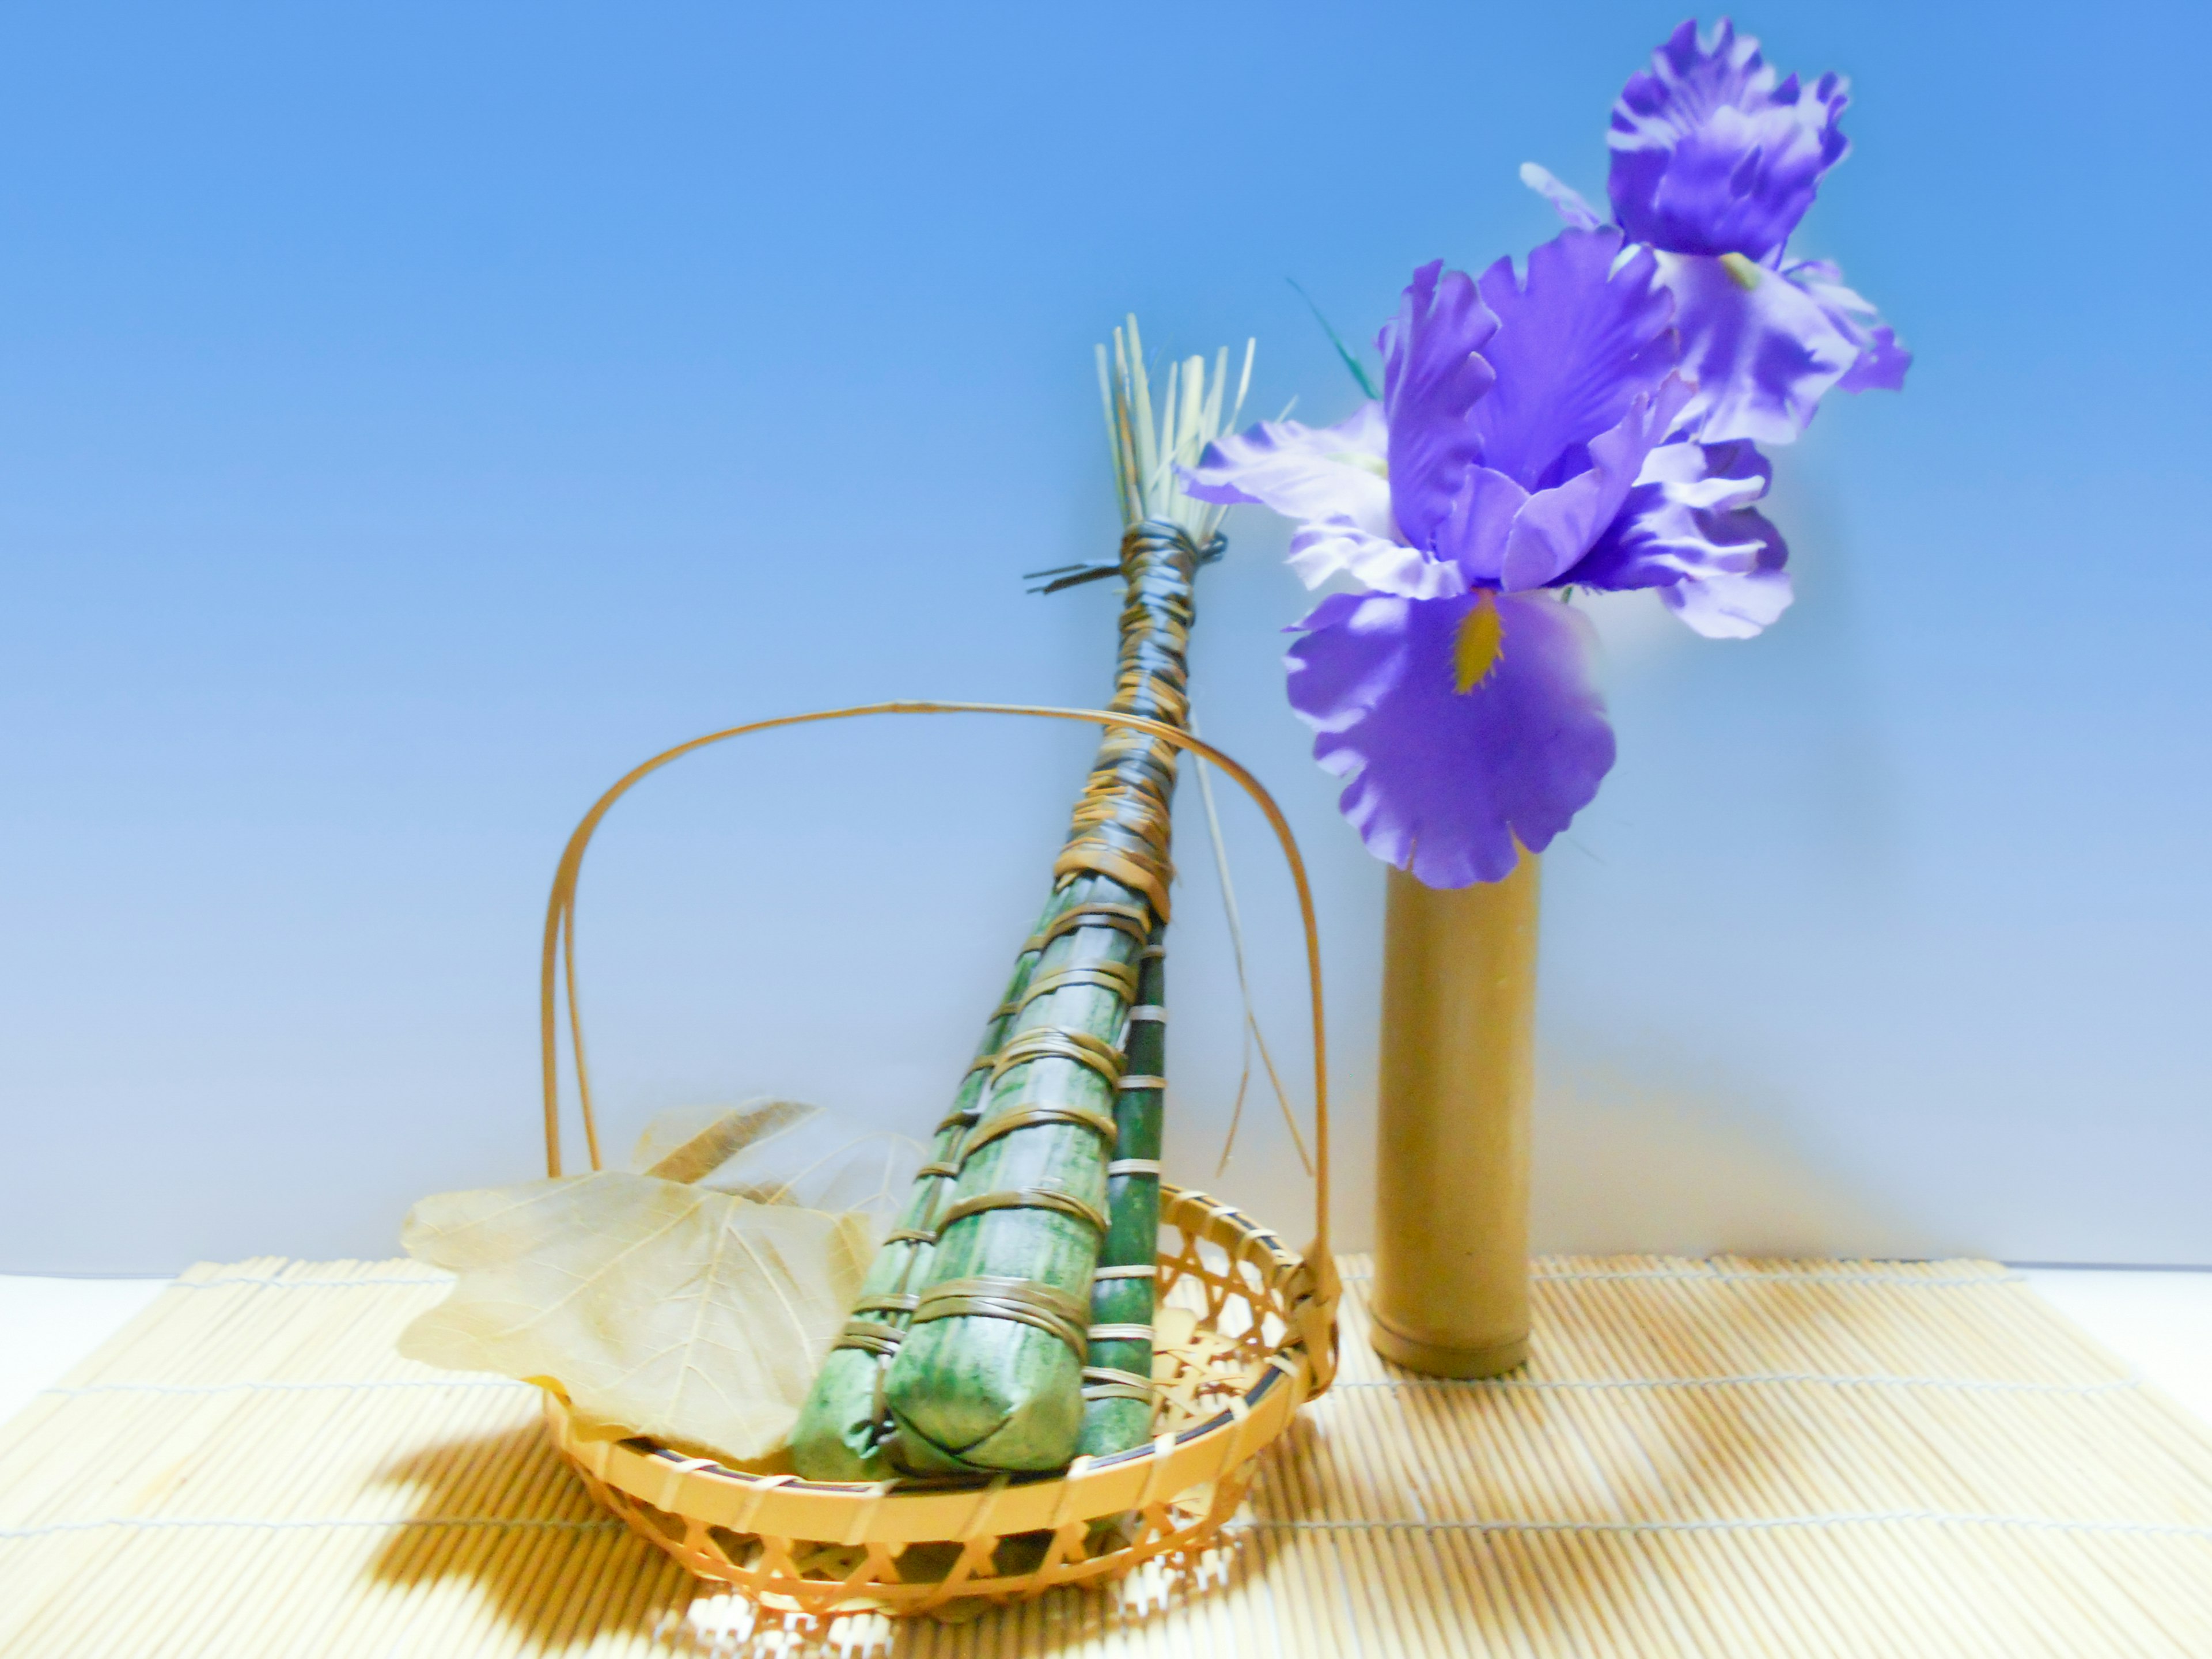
539,700,1331,1263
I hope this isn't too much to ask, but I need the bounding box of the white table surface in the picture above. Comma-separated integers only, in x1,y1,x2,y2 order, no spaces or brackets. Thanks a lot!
3,1267,2210,1433
2014,1266,2212,1425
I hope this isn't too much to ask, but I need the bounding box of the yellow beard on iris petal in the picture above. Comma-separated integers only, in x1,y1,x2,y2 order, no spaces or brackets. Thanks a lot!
1719,251,1763,291
1453,592,1504,694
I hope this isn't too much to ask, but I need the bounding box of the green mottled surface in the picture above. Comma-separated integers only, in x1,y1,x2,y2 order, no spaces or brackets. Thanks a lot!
793,528,1196,1479
882,871,1145,1472
1078,935,1164,1457
787,888,1069,1481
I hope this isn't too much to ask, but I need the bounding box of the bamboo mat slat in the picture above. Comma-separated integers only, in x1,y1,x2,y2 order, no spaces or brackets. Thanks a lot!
5,1255,2211,1657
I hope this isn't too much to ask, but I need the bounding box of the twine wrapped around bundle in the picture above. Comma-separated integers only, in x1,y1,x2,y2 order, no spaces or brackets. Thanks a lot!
790,327,1251,1478
881,521,1200,1474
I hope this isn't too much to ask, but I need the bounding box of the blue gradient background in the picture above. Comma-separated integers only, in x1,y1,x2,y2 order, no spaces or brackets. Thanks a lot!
5,2,2206,1271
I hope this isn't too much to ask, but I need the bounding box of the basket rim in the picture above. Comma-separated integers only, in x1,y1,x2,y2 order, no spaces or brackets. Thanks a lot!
534,702,1331,1276
548,1184,1322,1499
526,706,1345,1607
544,1185,1339,1551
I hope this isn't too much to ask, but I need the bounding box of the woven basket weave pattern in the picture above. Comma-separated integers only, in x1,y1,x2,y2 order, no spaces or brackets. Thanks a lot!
530,704,1338,1616
546,1185,1332,1617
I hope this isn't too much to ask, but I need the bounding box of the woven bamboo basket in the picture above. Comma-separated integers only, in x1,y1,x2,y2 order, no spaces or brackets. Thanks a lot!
532,700,1339,1618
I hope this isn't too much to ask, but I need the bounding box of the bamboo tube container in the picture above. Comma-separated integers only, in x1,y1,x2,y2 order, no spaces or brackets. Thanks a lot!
1368,850,1539,1377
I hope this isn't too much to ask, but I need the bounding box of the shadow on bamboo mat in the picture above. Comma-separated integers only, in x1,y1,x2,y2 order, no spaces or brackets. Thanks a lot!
5,1254,2212,1657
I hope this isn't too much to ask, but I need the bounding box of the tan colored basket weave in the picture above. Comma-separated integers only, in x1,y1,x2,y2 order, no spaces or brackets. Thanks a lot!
532,701,1340,1618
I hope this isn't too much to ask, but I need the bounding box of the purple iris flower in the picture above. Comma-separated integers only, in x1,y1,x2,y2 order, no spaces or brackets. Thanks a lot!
1188,234,1787,886
1522,17,1908,444
1575,440,1793,638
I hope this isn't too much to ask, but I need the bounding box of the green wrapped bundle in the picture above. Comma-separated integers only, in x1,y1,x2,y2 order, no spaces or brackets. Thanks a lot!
786,893,1063,1481
1077,921,1165,1457
883,862,1156,1472
789,323,1249,1479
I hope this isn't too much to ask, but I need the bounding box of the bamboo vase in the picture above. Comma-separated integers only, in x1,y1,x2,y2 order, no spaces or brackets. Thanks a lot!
1369,851,1539,1377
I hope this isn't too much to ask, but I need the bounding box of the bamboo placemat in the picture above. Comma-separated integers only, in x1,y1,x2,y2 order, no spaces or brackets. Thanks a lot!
5,1256,2212,1657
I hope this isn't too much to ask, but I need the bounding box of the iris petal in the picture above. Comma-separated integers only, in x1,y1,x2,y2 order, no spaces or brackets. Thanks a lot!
1664,563,1792,638
1182,402,1396,535
1656,249,1858,444
1392,230,1685,589
1286,590,1616,888
1468,229,1676,488
1287,518,1468,599
1378,261,1499,552
1570,438,1793,637
1606,18,1850,262
1500,375,1691,590
1518,162,1604,232
1428,465,1527,585
1786,259,1912,394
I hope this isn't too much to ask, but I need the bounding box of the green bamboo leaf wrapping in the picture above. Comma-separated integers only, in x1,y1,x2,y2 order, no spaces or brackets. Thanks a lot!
880,869,1147,1471
878,529,1194,1472
1078,930,1164,1457
791,324,1248,1480
787,889,1066,1481
789,531,1195,1478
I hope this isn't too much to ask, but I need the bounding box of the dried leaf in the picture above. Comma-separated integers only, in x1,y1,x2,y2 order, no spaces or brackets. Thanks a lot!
628,1100,923,1241
703,1124,922,1240
399,1172,869,1465
632,1099,815,1184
